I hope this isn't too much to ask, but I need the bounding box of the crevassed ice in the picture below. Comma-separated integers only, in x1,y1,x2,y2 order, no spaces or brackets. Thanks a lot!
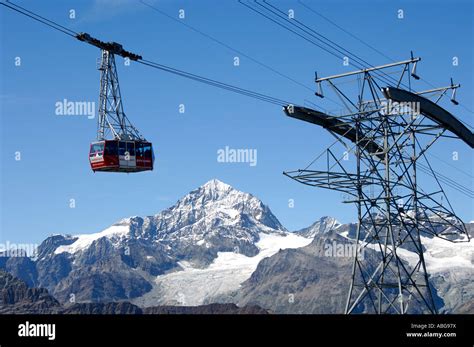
132,232,312,307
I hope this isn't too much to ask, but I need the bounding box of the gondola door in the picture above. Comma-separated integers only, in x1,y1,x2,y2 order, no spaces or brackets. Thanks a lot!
118,141,136,169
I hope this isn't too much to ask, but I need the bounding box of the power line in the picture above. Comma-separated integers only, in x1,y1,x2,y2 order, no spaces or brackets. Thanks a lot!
239,1,344,62
248,1,474,197
138,59,292,106
260,0,404,88
0,1,78,37
417,163,474,198
297,0,394,63
427,153,473,179
242,0,406,90
296,0,474,129
254,1,474,132
1,0,293,107
139,0,348,111
139,0,313,94
137,0,309,107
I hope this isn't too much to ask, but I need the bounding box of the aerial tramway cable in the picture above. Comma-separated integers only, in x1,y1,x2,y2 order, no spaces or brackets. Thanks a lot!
0,1,294,108
2,1,472,189
1,1,78,37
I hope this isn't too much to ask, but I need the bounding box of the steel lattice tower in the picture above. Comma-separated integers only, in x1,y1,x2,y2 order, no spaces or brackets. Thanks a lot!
76,33,145,142
284,56,472,314
97,49,144,141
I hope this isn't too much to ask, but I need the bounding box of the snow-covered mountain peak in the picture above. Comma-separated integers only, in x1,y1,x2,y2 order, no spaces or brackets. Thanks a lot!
47,179,286,264
161,179,286,234
296,216,341,239
201,179,232,192
182,179,252,206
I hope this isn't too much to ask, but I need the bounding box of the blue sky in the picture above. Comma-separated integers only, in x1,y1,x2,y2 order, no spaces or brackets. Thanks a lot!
1,0,473,245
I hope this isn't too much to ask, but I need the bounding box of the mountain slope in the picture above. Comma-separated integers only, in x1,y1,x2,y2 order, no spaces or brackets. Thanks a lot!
0,270,61,314
1,180,471,313
125,179,287,262
8,179,298,304
295,216,341,238
0,270,267,314
237,220,473,314
237,231,353,314
132,232,311,307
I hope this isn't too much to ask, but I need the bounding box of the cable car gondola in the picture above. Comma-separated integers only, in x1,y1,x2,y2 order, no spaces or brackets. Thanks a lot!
89,140,154,173
80,34,154,173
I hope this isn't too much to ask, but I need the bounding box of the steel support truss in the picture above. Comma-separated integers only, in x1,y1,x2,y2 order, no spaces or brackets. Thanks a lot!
97,49,144,141
285,57,470,314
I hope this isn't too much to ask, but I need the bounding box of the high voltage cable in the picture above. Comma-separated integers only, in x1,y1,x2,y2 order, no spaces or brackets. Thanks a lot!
238,0,348,65
138,0,347,113
3,1,472,136
138,59,291,106
0,1,78,37
139,0,312,94
420,164,473,194
259,0,404,88
417,163,474,198
239,1,474,199
1,0,293,107
240,0,407,90
428,153,473,179
297,0,394,63
296,0,474,129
